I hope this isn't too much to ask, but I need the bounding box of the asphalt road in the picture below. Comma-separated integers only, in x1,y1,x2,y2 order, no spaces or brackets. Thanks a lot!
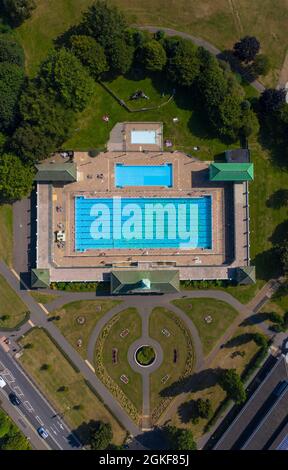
0,347,82,450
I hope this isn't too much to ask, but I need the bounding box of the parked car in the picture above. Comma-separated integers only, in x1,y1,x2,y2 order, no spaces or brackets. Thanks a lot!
37,427,49,439
0,375,6,388
9,393,21,406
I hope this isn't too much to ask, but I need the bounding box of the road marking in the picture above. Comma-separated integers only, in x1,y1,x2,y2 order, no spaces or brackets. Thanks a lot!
39,303,50,315
0,361,5,370
50,425,58,435
85,360,95,372
35,415,44,426
57,421,64,430
24,401,34,412
28,320,35,327
11,268,20,281
13,385,24,397
2,371,15,383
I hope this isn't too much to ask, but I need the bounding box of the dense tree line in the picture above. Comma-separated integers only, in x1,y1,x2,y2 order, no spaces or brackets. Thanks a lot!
0,0,36,26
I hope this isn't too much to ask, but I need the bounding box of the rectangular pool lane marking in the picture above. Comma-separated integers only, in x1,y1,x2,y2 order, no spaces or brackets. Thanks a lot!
85,360,95,372
36,415,44,426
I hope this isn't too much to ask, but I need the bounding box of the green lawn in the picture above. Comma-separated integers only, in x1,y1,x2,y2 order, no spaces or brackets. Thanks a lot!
49,299,120,358
172,298,239,356
0,408,31,450
16,0,288,87
171,324,262,439
64,75,238,157
0,205,13,267
149,307,195,422
0,274,28,329
19,327,126,445
97,308,142,413
30,291,59,305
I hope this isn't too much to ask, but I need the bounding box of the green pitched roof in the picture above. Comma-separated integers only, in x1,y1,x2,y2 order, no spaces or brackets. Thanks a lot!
35,163,77,182
31,268,50,288
209,163,254,181
111,270,179,294
235,266,256,285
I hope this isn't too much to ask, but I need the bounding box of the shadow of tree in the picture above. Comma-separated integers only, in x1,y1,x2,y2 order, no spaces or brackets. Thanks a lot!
252,247,281,281
70,419,101,447
160,368,222,398
223,333,255,348
266,189,288,209
269,220,288,246
240,312,271,327
177,399,198,424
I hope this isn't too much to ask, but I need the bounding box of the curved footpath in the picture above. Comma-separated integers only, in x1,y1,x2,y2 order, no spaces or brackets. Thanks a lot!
134,25,265,93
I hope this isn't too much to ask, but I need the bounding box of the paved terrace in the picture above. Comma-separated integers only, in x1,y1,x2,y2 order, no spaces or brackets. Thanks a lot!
36,151,248,281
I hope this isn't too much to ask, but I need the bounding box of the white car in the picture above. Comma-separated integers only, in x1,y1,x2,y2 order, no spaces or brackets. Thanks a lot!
0,375,6,388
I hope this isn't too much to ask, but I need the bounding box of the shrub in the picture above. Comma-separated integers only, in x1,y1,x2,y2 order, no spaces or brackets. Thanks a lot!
0,38,25,67
89,422,113,450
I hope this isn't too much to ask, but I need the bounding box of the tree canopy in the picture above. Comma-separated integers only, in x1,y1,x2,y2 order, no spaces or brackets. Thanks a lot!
0,153,34,201
253,54,270,77
165,425,197,450
1,0,36,26
80,0,127,50
70,35,108,79
140,40,167,72
166,39,200,87
219,369,246,404
0,38,25,67
233,36,260,63
0,62,25,131
39,49,94,111
89,422,113,450
107,37,134,75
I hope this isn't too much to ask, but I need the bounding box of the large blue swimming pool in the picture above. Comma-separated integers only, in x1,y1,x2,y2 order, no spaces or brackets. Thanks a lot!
75,196,212,251
115,163,172,187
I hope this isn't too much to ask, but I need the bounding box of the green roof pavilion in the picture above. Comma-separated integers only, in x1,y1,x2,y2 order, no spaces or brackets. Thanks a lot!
31,268,50,288
111,270,179,295
35,163,77,183
209,163,254,182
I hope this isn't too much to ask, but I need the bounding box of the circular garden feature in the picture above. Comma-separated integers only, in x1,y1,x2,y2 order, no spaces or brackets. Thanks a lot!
135,345,156,367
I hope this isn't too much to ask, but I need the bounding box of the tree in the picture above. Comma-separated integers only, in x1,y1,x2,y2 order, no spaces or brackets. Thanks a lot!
1,431,30,450
11,83,74,163
241,107,259,137
89,422,113,450
39,49,94,111
233,36,260,63
0,62,25,131
80,0,127,50
140,40,167,72
0,414,10,438
0,38,25,67
219,369,246,404
40,363,51,371
196,398,212,420
107,38,134,75
2,0,36,26
167,39,200,87
252,333,268,350
165,425,197,450
259,88,286,114
0,153,33,202
280,240,288,274
253,54,270,77
70,35,108,79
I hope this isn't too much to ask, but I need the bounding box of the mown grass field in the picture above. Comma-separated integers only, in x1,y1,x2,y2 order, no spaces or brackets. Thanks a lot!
98,308,142,412
170,324,264,439
49,299,120,359
19,327,126,445
149,307,195,417
16,0,288,86
0,274,28,329
172,298,239,355
0,205,13,267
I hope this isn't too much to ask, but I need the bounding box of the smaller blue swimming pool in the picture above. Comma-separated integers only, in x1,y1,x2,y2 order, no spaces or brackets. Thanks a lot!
115,163,173,187
131,130,156,144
